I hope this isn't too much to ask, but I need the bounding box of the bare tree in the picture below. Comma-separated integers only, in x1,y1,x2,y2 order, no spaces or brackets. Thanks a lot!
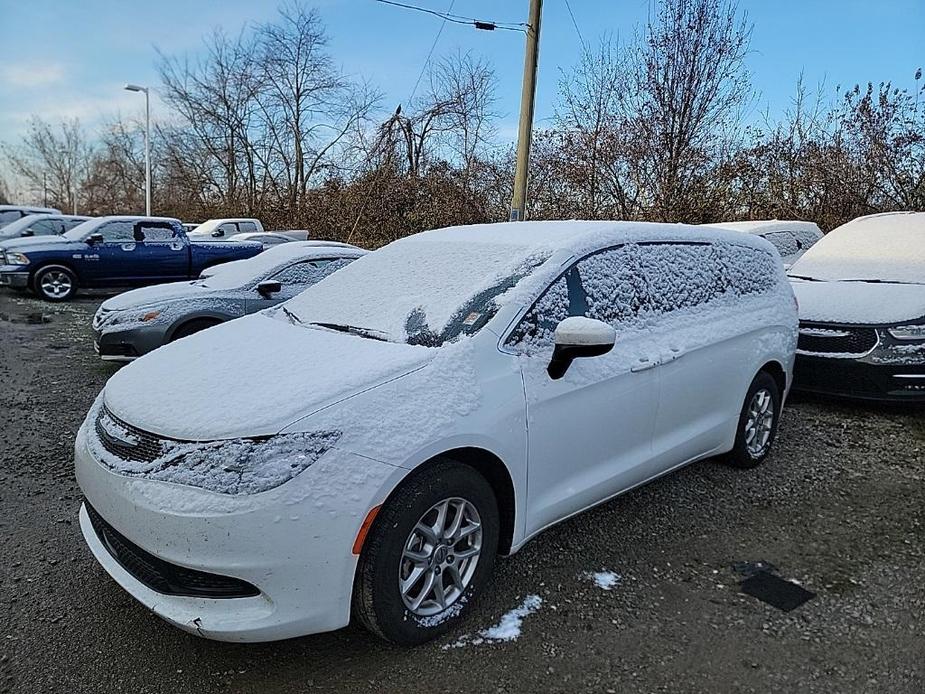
2,117,93,212
622,0,752,221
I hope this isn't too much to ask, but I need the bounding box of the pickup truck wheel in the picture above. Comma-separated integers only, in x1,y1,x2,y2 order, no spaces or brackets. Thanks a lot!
33,265,78,302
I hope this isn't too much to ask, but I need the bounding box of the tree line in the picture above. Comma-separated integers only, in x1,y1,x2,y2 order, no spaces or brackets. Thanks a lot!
2,0,923,248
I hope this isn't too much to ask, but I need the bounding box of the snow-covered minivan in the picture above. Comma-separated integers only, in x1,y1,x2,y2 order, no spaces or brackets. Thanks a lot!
75,221,797,645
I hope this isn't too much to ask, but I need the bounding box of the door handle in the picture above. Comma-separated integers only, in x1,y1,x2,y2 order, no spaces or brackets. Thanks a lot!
630,356,659,372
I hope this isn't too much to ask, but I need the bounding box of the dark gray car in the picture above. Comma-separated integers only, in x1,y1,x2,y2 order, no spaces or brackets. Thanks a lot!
92,242,366,360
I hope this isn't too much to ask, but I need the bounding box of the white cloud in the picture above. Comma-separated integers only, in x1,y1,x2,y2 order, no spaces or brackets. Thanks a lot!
0,62,66,88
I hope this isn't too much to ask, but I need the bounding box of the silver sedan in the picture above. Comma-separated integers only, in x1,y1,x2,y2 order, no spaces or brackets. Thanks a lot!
92,242,366,360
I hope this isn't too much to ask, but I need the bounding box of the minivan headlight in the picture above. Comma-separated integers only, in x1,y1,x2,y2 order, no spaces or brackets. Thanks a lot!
888,324,925,341
91,425,341,495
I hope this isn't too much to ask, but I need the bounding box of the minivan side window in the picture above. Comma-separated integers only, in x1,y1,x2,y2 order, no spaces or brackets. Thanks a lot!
506,274,572,353
507,242,777,353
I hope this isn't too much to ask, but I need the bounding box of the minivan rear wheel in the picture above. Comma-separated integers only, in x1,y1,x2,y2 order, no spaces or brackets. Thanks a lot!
352,460,499,645
727,371,781,469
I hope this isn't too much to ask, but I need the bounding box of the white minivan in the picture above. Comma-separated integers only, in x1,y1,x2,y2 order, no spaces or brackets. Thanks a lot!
75,221,797,645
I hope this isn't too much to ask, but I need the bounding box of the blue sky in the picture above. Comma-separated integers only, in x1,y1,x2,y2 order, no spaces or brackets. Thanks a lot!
0,0,922,142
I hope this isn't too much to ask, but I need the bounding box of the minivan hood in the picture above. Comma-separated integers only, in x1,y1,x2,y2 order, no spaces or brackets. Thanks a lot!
792,279,925,325
103,313,433,440
101,281,211,311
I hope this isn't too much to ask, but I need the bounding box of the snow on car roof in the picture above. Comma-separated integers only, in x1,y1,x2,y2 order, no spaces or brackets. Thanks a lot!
201,242,366,290
63,215,181,239
705,220,822,236
789,212,925,284
282,220,775,343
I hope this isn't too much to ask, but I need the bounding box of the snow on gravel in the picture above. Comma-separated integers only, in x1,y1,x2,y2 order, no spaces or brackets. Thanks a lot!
444,595,543,649
585,570,622,591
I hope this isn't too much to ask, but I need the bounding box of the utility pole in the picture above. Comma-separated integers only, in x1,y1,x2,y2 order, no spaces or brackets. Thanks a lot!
509,0,542,222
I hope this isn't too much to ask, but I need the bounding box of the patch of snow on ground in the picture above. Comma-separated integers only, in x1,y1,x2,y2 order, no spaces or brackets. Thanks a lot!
444,595,542,649
585,570,622,591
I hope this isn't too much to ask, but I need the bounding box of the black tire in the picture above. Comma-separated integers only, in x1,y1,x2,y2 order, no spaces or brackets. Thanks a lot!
33,265,78,302
353,461,499,645
169,318,222,341
727,371,781,469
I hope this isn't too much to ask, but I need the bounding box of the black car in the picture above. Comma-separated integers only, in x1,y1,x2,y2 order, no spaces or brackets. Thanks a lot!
789,212,925,403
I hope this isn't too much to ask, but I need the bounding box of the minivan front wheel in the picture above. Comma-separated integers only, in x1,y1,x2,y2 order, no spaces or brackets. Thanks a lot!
353,461,499,645
728,371,781,469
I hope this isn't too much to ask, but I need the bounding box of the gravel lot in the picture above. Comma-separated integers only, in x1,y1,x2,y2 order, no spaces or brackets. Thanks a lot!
1,289,923,694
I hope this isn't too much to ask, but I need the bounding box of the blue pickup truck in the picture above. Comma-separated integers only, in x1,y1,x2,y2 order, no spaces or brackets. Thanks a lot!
0,216,263,301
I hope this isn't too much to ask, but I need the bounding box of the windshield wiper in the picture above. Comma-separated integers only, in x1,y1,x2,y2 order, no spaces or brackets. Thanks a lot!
838,278,906,285
787,274,820,281
307,322,390,342
281,306,304,325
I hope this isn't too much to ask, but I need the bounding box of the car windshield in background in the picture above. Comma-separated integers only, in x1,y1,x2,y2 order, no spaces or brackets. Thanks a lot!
63,219,103,240
278,239,550,347
789,214,924,285
0,216,37,240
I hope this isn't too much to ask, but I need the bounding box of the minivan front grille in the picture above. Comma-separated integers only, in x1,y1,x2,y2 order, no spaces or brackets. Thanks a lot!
94,404,167,463
85,501,260,599
797,323,878,357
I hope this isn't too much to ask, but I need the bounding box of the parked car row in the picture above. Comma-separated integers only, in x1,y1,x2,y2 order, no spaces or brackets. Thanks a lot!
2,204,920,647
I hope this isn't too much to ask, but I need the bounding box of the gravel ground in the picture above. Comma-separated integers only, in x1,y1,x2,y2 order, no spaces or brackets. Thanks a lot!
1,290,923,694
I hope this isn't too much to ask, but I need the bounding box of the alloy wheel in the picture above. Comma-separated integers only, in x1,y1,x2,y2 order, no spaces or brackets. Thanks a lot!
744,388,775,457
40,270,72,299
398,497,483,617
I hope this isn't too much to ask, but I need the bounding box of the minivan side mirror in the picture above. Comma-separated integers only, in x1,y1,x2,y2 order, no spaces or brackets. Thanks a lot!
87,233,104,245
257,280,282,298
547,317,616,380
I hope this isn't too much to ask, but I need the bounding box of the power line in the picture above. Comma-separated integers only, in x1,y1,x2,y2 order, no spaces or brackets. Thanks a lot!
407,0,455,103
563,0,586,51
374,0,528,32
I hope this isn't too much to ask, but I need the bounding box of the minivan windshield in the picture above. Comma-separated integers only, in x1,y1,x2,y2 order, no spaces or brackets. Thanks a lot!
277,237,550,347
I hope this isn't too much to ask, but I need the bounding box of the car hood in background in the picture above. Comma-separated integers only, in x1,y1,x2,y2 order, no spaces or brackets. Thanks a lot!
100,281,215,311
103,313,434,440
791,279,925,325
0,236,74,251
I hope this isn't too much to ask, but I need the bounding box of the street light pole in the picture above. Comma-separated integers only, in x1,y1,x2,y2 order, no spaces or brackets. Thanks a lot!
124,84,152,215
509,0,543,222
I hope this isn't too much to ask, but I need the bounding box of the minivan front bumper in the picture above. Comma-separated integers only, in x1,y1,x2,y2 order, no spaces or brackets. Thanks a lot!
74,413,403,641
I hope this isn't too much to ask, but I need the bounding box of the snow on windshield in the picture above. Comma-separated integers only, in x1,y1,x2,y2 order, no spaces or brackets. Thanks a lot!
0,216,38,239
279,234,552,345
790,213,924,284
